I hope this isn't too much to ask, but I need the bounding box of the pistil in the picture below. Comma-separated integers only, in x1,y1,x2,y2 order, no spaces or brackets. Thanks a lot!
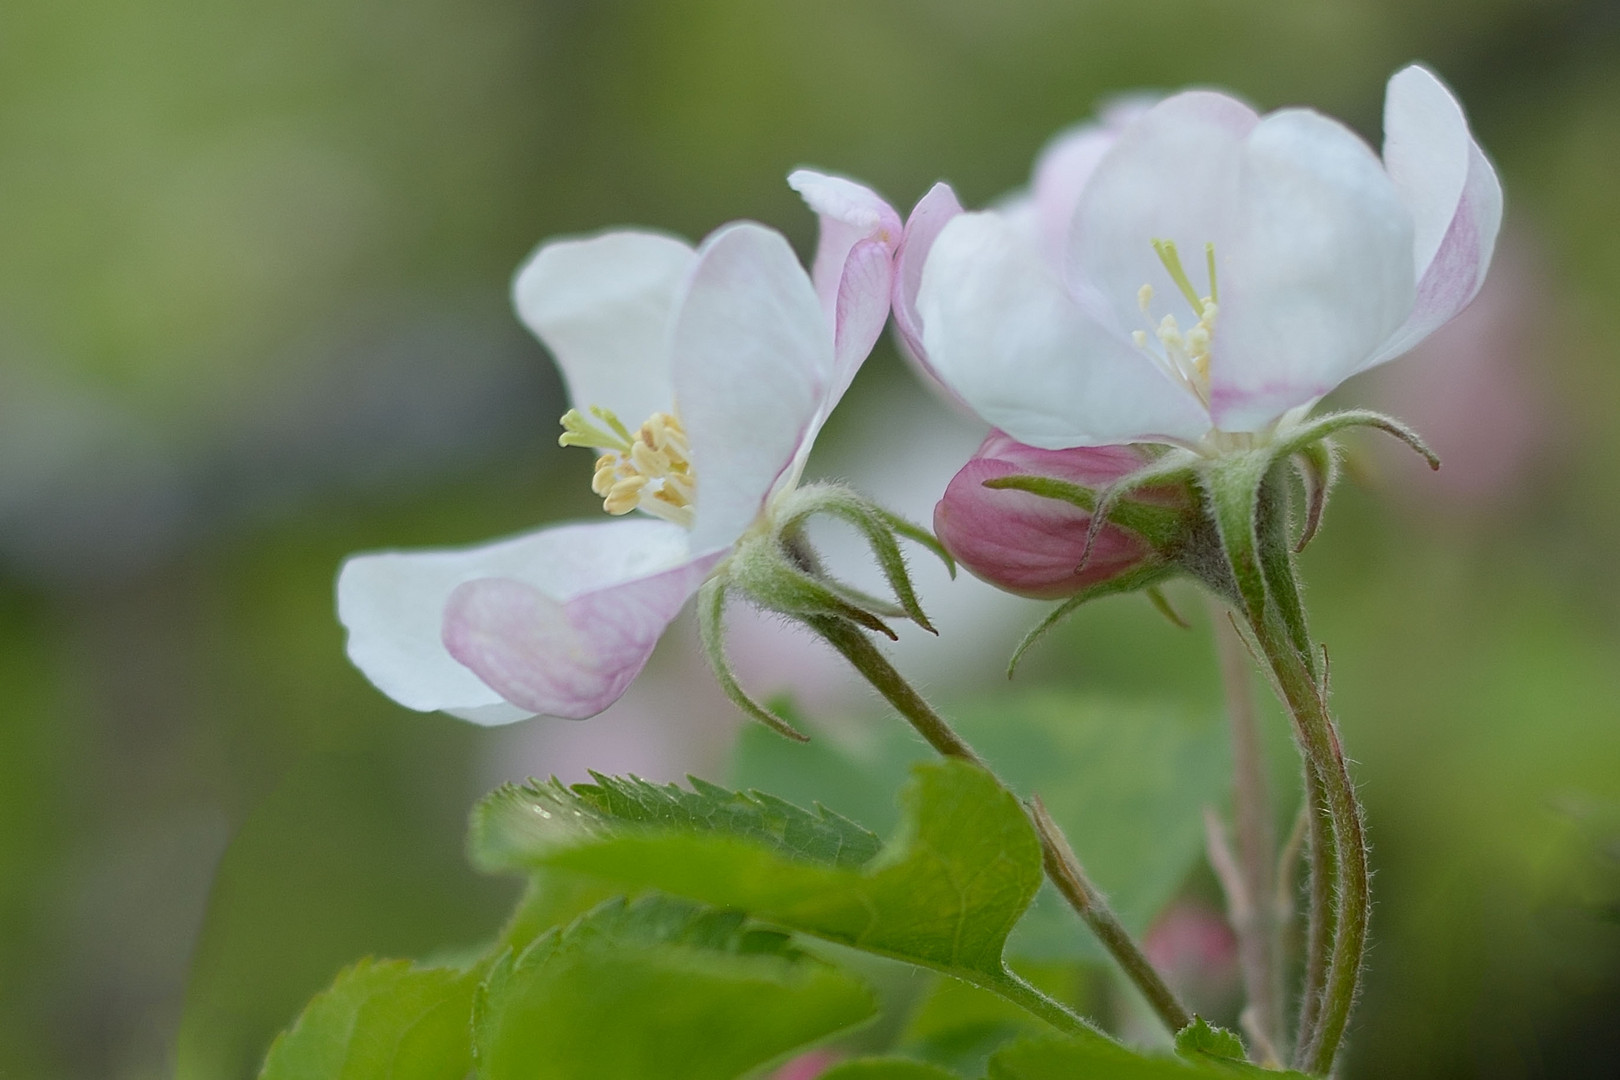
1132,239,1220,404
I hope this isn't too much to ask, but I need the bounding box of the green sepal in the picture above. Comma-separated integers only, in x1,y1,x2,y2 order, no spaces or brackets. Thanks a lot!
776,483,950,633
1271,408,1439,472
1255,462,1315,677
1200,451,1272,626
697,578,809,741
1071,452,1200,572
1291,440,1337,552
1145,585,1192,629
728,529,898,638
1006,562,1177,677
981,474,1193,552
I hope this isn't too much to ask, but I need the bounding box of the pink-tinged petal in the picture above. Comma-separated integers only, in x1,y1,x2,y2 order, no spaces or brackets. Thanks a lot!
892,181,964,369
673,222,833,553
934,434,1162,600
512,230,694,425
788,169,903,322
1364,134,1502,369
828,236,894,410
917,211,1209,448
443,550,723,720
1209,109,1415,431
1020,97,1155,264
337,518,691,724
1382,64,1474,281
1069,91,1259,334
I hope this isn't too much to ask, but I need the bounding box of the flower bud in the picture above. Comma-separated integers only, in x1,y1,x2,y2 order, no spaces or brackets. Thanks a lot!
932,431,1182,599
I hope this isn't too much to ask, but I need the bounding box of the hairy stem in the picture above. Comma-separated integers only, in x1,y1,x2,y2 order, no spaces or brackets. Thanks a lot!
809,614,1193,1037
1293,757,1336,1061
1245,607,1369,1076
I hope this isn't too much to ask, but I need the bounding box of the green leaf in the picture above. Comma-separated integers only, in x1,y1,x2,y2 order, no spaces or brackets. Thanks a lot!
471,771,882,875
988,1036,1311,1079
471,759,1099,1038
473,895,875,1080
896,971,1073,1075
820,1060,963,1079
733,692,1230,962
257,959,476,1080
1174,1016,1247,1061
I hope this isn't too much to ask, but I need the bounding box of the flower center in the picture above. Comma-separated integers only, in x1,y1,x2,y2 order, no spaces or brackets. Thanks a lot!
559,405,695,528
1132,239,1218,406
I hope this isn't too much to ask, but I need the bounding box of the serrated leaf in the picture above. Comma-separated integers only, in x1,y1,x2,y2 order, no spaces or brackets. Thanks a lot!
471,771,881,874
257,959,475,1080
989,1036,1313,1079
474,895,875,1080
820,1060,963,1079
1174,1016,1246,1062
733,692,1230,962
471,760,1096,1037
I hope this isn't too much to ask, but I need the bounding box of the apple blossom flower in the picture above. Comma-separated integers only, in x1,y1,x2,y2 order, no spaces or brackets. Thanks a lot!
912,64,1501,454
337,172,903,726
934,432,1180,600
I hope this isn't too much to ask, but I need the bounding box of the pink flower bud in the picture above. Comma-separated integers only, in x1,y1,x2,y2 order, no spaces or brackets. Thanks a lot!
932,431,1178,600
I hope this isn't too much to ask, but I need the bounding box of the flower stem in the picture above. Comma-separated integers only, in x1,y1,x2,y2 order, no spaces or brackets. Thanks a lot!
807,614,1194,1037
1294,758,1337,1061
1211,603,1283,1056
1244,605,1369,1075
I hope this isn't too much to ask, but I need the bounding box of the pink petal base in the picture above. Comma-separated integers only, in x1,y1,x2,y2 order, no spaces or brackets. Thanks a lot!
442,552,723,719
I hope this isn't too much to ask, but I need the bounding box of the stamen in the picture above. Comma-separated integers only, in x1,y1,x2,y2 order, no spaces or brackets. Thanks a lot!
565,407,695,527
1135,240,1220,405
1151,239,1205,313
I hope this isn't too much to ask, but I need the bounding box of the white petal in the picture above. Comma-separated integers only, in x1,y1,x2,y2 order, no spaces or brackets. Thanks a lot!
1210,109,1416,430
918,212,1210,448
893,181,964,368
512,230,695,425
788,169,902,322
829,237,894,409
1069,91,1259,334
1382,64,1473,281
336,518,690,723
1023,97,1156,265
673,222,834,552
442,550,721,720
1363,75,1503,369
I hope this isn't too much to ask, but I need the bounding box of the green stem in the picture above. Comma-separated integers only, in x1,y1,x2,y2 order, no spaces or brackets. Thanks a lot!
1293,757,1336,1061
1247,609,1369,1075
809,615,1194,1037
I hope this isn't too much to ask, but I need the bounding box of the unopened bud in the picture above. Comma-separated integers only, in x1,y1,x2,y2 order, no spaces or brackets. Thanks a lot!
933,432,1186,599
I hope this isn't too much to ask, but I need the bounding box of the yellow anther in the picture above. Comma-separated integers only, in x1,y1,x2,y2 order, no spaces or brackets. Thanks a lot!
564,407,695,527
1138,283,1154,313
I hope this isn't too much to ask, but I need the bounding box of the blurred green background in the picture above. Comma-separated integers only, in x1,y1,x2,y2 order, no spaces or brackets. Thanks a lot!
3,0,1620,1076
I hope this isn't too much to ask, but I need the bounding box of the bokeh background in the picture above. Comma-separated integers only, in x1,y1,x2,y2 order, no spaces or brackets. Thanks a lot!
4,0,1620,1076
